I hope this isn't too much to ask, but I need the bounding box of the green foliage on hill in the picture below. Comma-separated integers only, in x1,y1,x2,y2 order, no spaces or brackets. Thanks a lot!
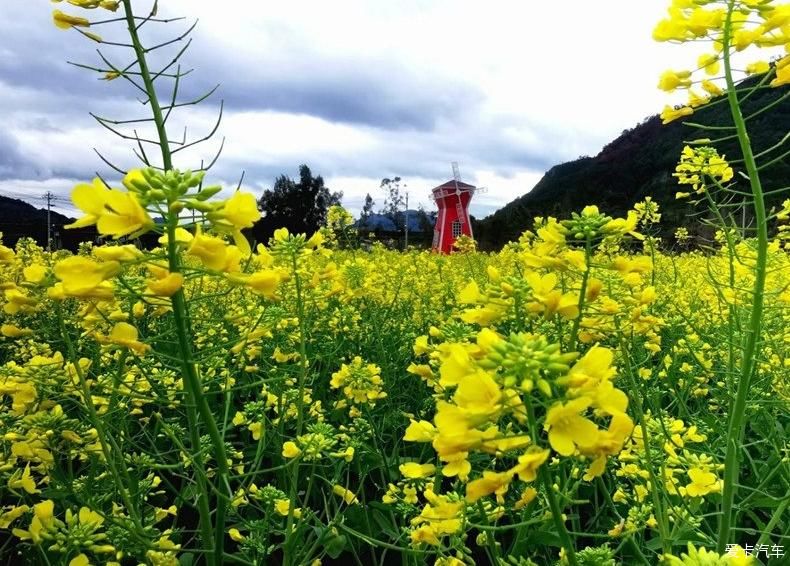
474,79,790,250
0,195,71,248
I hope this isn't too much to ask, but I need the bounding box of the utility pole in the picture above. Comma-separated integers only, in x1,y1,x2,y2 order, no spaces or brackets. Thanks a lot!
42,191,55,251
404,190,409,250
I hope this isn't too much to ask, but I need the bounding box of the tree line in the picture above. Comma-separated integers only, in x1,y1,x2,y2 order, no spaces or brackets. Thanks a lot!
252,165,435,247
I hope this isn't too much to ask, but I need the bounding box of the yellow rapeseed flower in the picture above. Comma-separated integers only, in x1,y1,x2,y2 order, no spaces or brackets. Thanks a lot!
404,419,436,442
509,447,550,482
465,470,512,503
99,190,154,238
227,269,281,299
93,244,143,262
65,178,153,238
452,370,502,422
146,272,184,297
771,57,790,86
22,264,47,284
187,228,242,272
209,191,261,255
399,462,436,479
52,10,90,29
228,528,245,542
51,256,119,299
660,105,693,124
282,441,301,459
7,464,38,494
544,397,598,456
12,499,55,543
0,505,29,529
66,178,109,229
96,322,150,354
332,485,359,505
1,324,33,338
658,69,692,92
684,467,721,497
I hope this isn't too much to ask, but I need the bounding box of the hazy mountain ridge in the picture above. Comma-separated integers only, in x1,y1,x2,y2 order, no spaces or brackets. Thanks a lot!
473,78,790,250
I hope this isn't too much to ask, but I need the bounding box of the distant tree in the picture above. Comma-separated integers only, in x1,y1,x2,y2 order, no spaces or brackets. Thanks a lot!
416,205,435,234
255,165,342,241
360,193,375,228
380,176,406,228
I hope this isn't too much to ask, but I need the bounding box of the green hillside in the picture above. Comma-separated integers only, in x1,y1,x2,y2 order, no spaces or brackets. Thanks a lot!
474,78,790,249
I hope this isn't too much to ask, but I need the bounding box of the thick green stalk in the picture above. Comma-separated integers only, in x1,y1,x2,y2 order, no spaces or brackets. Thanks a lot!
166,220,232,565
524,399,578,566
121,2,231,560
754,498,789,550
716,2,770,552
157,411,213,550
701,184,738,392
186,386,215,552
122,0,173,171
284,250,310,565
569,237,593,350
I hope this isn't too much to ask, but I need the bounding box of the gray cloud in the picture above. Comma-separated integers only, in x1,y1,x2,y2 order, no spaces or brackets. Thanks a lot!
0,131,42,180
0,4,484,133
0,1,609,215
183,51,485,131
0,127,100,182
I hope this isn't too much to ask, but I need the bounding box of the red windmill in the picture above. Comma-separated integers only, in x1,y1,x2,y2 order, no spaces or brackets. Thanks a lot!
431,163,483,253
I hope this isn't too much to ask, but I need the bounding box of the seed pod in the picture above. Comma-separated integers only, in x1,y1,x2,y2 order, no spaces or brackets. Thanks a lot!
193,185,223,201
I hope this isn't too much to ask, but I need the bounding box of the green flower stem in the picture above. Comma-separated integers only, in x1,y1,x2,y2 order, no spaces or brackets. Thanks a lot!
475,500,501,563
539,466,579,566
701,183,738,392
284,250,310,565
166,219,232,565
619,336,671,555
121,1,232,560
56,307,147,541
524,397,578,566
755,497,789,550
627,537,652,566
646,235,657,288
185,388,214,555
121,0,173,171
595,476,623,521
717,2,770,552
569,237,593,350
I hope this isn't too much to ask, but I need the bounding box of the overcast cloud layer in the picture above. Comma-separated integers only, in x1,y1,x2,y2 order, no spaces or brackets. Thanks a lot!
0,1,695,218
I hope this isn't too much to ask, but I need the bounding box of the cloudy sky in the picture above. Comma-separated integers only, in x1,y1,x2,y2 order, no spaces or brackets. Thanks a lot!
0,0,695,219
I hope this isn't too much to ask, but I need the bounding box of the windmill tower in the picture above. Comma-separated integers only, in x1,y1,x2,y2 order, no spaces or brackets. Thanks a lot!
430,163,484,253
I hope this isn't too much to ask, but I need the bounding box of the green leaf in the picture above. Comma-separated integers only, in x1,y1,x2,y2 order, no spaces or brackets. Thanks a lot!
324,534,347,559
370,508,399,539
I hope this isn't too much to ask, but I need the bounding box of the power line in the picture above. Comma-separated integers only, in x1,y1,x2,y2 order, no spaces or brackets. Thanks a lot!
0,189,42,200
43,191,58,252
0,190,78,213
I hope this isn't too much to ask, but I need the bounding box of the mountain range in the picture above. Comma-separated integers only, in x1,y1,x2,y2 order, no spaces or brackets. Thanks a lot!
472,75,790,249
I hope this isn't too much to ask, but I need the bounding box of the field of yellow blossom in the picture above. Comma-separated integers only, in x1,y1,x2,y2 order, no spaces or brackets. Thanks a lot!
1,0,789,565
1,196,788,565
